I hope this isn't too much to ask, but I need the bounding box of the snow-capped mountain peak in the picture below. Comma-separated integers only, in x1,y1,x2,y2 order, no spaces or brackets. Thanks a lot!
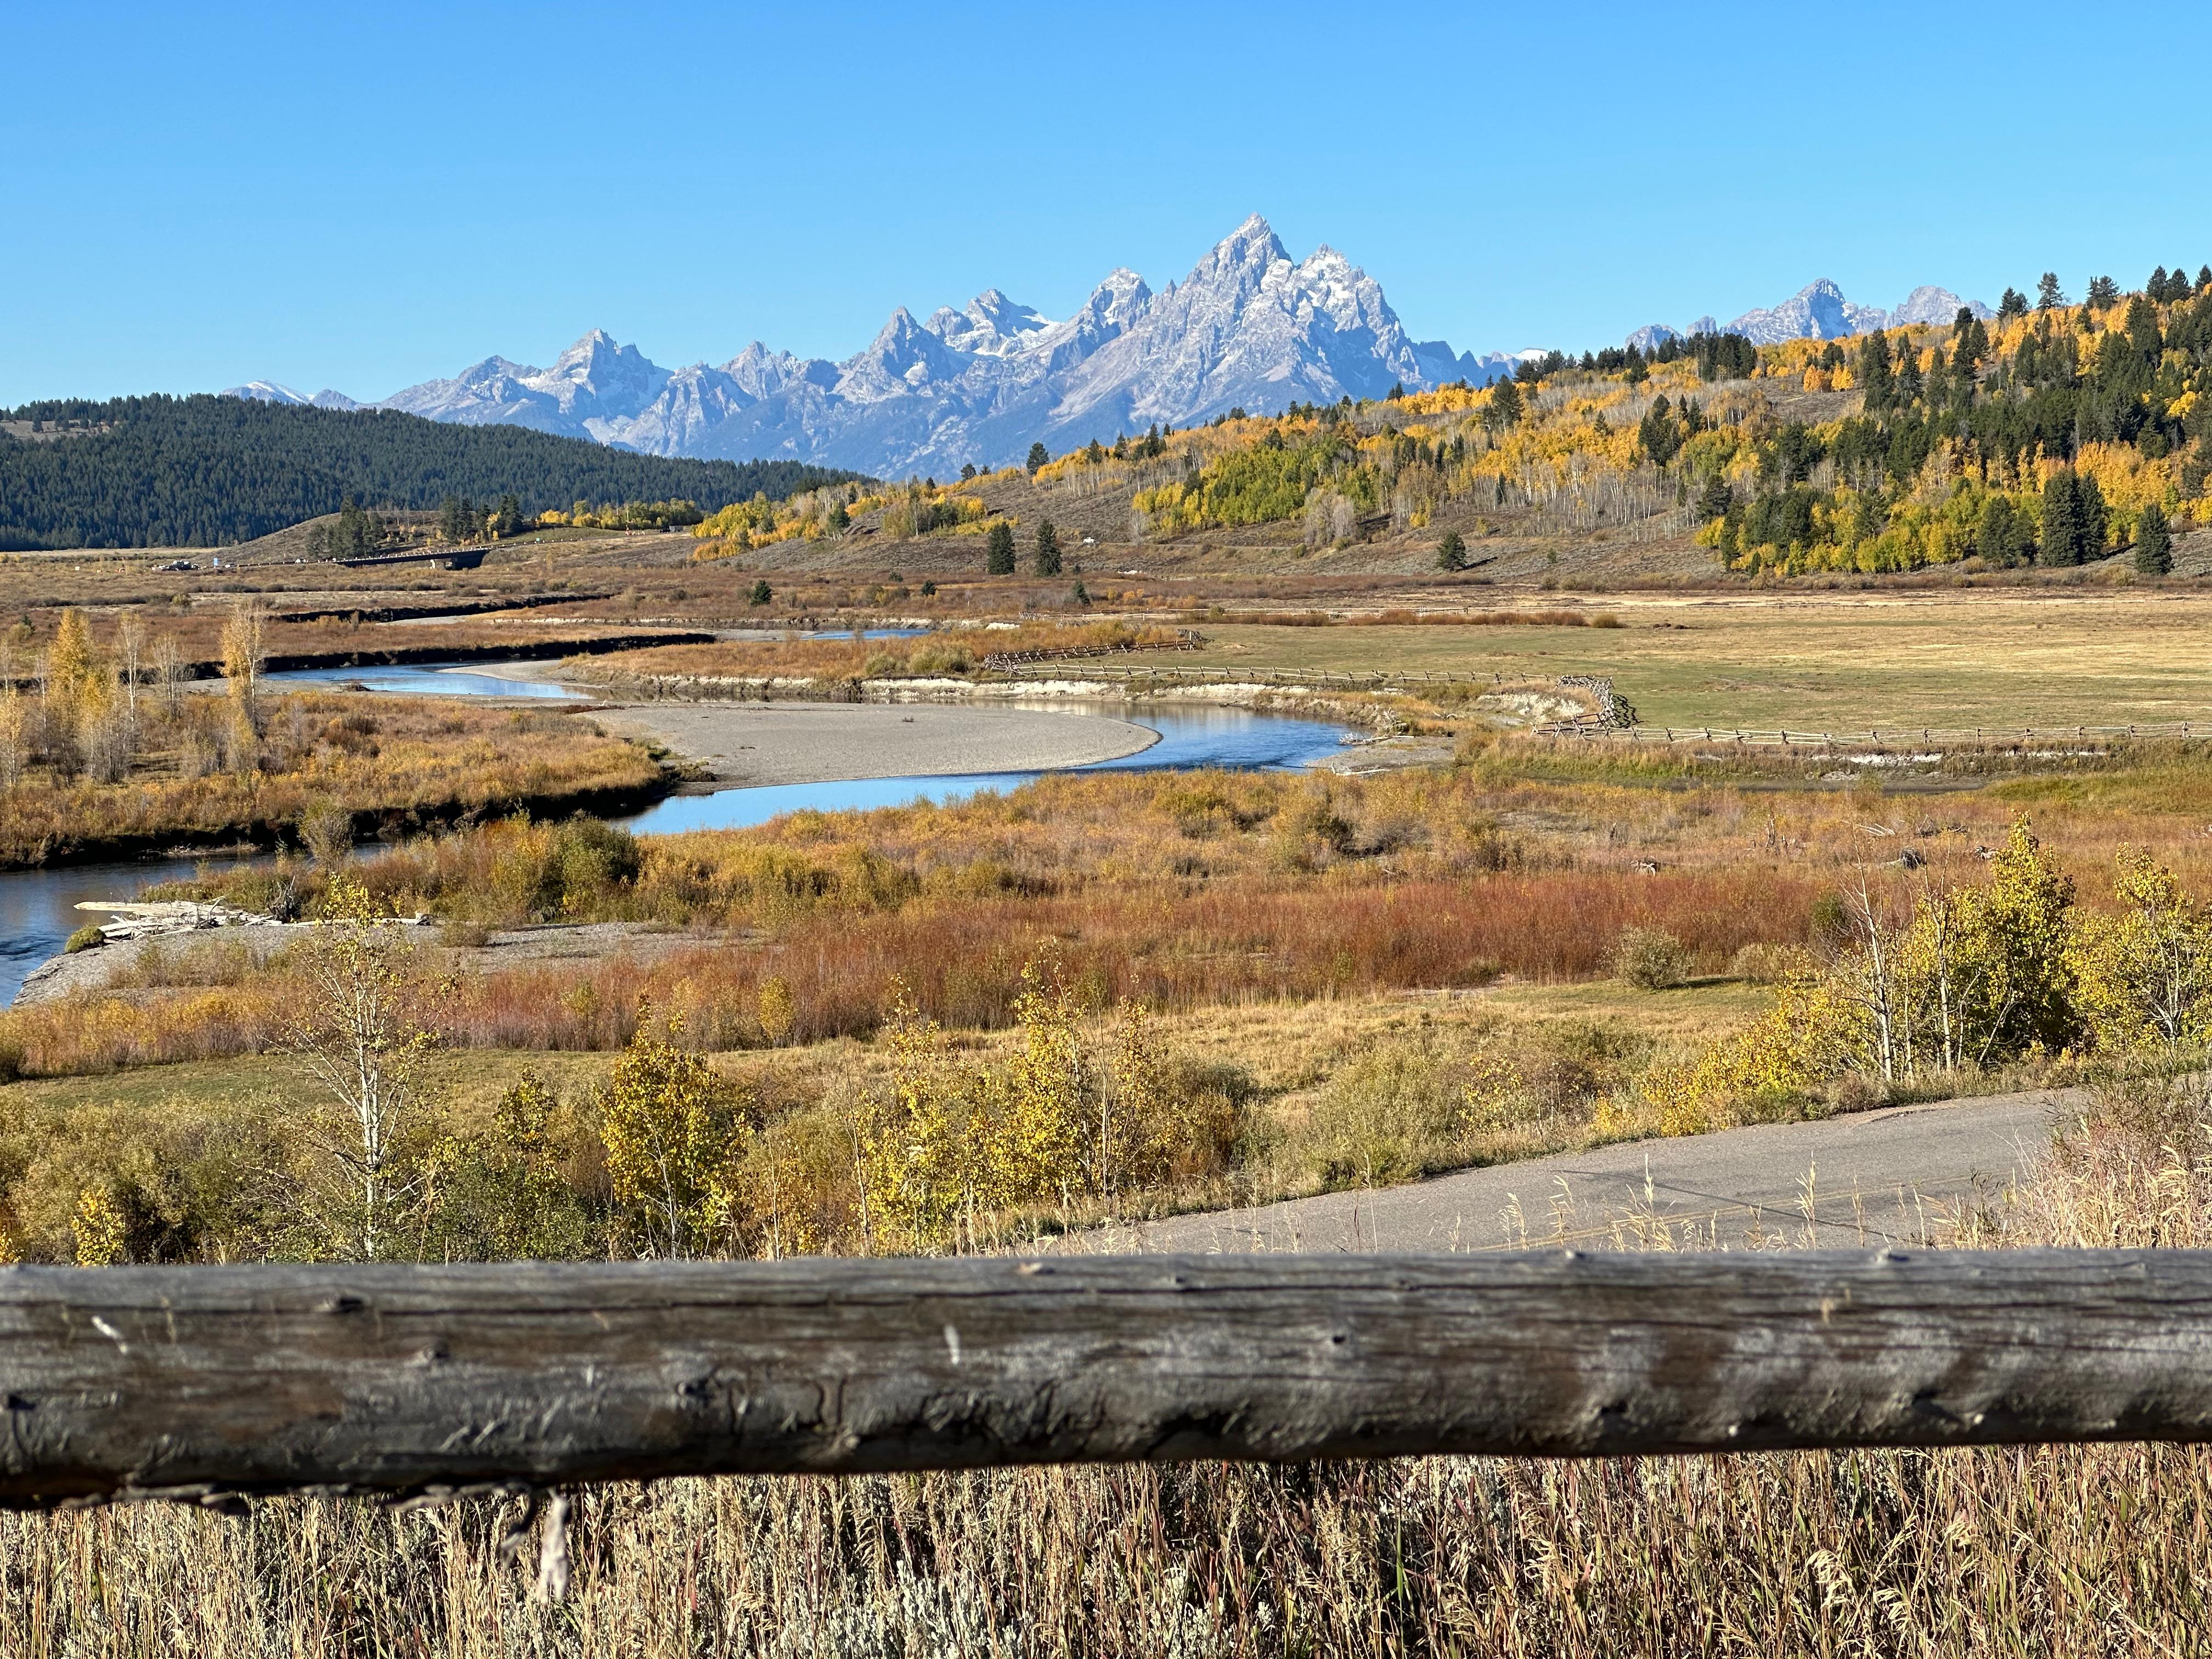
1627,282,1995,351
926,289,1053,357
223,380,361,411
1888,285,1995,326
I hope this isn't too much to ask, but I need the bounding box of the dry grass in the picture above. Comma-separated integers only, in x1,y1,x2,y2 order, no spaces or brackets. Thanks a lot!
0,696,663,865
577,619,1192,688
0,603,673,676
1122,591,2212,730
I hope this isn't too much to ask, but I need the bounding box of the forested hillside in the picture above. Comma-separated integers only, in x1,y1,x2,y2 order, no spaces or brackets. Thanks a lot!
751,264,2212,582
0,395,866,549
1691,268,2212,573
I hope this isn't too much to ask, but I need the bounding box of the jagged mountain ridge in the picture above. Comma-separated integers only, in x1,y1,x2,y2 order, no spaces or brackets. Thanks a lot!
1626,280,1995,353
225,223,1997,477
228,217,1531,477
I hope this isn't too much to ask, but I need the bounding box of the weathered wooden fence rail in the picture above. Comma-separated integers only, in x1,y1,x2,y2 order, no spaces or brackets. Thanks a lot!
8,1251,2212,1508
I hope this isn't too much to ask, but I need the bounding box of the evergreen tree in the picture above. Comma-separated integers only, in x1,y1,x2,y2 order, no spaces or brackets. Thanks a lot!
1486,377,1523,429
960,462,977,482
1033,517,1061,575
1695,473,1734,523
1387,381,1405,400
2086,275,2120,310
1435,529,1468,571
1070,581,1091,606
2041,472,2083,565
2037,273,2067,310
1977,496,2028,568
2124,295,2164,360
1923,353,1950,408
1637,396,1683,466
2135,502,2173,574
436,494,478,544
2149,267,2172,302
1894,343,1923,405
1998,287,2029,321
1858,331,1895,410
1852,489,1887,545
985,518,1016,575
2199,266,2212,294
2077,472,2108,558
748,579,772,606
1025,442,1050,475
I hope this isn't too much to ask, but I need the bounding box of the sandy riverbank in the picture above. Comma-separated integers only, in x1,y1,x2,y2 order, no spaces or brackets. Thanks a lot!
590,701,1160,788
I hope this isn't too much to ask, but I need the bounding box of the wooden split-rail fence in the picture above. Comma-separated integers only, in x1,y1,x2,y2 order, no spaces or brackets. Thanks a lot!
7,1251,2212,1508
1537,720,2212,748
986,662,1517,691
979,631,1205,672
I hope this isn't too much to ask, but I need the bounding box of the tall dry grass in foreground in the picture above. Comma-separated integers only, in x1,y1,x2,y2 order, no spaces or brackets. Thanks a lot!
8,1083,2212,1657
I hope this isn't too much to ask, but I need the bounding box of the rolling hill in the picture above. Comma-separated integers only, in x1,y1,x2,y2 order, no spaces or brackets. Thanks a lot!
0,394,865,549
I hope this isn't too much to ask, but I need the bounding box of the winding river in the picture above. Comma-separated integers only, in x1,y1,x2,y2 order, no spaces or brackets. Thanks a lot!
2,663,1356,1004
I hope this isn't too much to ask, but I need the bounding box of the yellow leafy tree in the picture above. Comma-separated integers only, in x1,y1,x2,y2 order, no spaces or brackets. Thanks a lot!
2069,850,2212,1052
855,956,1093,1251
598,1015,756,1258
46,607,105,713
978,953,1085,1210
757,974,797,1047
45,607,114,770
855,983,964,1252
220,600,266,769
1104,998,1166,1195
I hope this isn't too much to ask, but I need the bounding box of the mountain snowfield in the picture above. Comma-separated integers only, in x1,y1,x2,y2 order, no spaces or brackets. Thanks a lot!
227,218,1990,477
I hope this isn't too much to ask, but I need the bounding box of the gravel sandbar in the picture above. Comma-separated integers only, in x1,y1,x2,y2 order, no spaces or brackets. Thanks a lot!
592,701,1158,788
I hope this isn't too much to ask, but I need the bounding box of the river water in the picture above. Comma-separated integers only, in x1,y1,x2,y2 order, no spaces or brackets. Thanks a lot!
2,662,1354,1003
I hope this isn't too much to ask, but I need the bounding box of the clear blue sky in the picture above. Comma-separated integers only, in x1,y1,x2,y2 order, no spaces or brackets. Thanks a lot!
8,0,2210,405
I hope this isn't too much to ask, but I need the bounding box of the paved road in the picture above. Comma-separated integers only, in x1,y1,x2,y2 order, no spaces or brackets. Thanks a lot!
1088,1086,2085,1256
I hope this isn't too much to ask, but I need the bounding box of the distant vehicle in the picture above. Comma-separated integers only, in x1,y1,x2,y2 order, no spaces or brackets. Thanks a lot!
150,558,196,572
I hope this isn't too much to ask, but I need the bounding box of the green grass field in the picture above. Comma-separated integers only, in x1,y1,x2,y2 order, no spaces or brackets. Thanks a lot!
1120,591,2212,731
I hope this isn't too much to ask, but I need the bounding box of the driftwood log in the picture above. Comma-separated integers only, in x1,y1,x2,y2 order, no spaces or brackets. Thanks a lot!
7,1250,2212,1507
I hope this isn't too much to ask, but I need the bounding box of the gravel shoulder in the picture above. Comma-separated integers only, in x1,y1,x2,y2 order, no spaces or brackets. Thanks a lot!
588,700,1159,788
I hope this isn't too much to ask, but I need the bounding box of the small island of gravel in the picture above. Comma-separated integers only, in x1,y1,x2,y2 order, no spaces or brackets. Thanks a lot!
590,699,1159,789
